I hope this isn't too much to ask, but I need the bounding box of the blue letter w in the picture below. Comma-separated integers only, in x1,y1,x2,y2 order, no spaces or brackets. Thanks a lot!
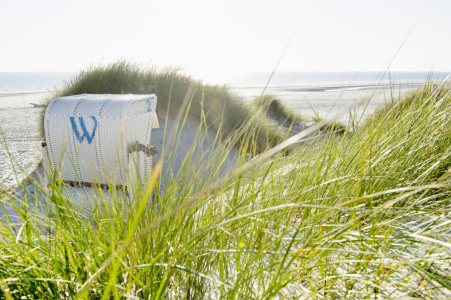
70,116,97,144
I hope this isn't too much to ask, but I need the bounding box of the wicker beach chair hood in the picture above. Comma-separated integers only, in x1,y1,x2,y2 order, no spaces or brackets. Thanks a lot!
42,94,158,196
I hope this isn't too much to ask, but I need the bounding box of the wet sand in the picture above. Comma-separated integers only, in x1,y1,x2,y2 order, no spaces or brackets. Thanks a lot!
0,90,49,108
231,81,419,123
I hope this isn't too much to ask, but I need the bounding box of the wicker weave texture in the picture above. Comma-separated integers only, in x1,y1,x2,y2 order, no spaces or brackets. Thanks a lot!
44,94,157,186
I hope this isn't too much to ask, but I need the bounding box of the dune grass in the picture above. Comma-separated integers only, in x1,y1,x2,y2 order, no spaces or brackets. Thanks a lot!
318,121,347,135
251,95,347,135
1,75,451,298
252,94,305,125
39,60,295,154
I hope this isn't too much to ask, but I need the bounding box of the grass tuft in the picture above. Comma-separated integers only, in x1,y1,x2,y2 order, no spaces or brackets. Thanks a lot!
252,94,305,125
319,121,347,135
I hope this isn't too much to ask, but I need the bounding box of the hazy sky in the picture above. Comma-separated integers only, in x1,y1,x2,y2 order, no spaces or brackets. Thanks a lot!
1,0,450,78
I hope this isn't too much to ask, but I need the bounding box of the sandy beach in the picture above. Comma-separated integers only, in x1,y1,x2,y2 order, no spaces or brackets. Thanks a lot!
0,107,42,190
0,82,418,190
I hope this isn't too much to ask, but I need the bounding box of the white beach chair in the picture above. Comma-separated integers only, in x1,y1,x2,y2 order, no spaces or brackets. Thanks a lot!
41,94,159,214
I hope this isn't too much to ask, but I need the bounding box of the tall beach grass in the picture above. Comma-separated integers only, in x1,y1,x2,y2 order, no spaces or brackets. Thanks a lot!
1,70,451,298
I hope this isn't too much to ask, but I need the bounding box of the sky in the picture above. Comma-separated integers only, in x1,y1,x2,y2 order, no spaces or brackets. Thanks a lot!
1,0,450,79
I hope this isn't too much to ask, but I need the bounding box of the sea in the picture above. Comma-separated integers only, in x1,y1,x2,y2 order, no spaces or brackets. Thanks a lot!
0,72,77,93
210,71,450,86
0,71,449,92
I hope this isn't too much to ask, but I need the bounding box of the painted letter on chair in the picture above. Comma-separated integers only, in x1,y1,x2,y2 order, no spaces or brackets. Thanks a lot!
70,116,98,144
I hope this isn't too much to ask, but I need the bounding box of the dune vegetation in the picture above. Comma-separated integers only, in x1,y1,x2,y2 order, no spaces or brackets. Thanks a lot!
251,94,304,125
39,60,301,154
1,66,451,299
